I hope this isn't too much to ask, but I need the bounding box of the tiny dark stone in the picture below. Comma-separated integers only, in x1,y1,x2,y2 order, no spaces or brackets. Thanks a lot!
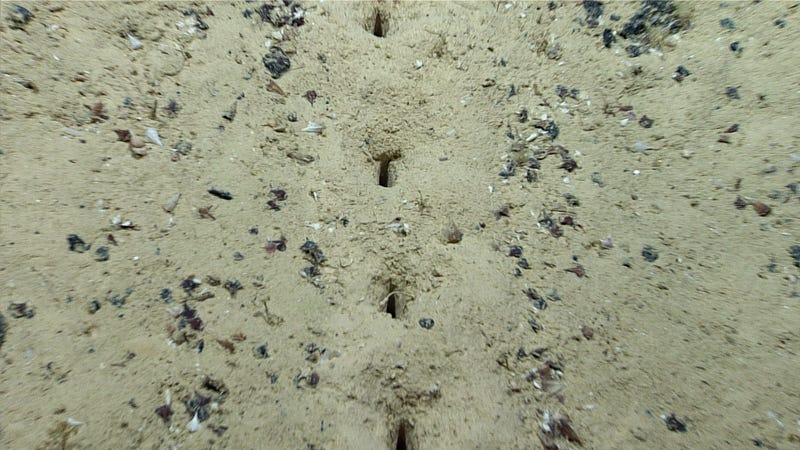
8,4,33,30
160,288,173,302
233,251,244,261
642,245,659,262
418,318,435,329
8,302,34,319
602,29,616,48
88,300,101,314
774,18,786,28
734,196,747,209
528,317,541,333
720,18,735,30
518,258,530,269
626,45,643,58
308,371,320,386
94,246,110,262
665,414,687,432
548,1,557,11
518,108,528,123
301,240,326,264
531,297,547,310
254,343,270,359
181,277,200,292
789,245,800,267
270,188,287,201
725,86,740,99
610,14,621,21
267,199,280,211
249,227,259,235
287,112,298,122
583,0,603,21
263,47,291,79
639,115,654,128
208,188,233,200
730,41,741,52
155,404,173,422
67,234,91,253
509,245,523,258
224,279,242,295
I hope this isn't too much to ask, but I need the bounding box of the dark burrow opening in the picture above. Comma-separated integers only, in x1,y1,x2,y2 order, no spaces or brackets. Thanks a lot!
371,10,386,38
383,281,403,319
393,419,415,450
378,156,392,187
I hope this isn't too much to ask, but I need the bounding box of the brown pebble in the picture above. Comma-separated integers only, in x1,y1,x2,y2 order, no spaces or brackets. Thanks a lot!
581,325,594,340
752,202,771,216
130,136,145,148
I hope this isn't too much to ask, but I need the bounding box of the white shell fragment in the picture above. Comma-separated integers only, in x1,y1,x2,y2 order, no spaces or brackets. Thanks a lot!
186,412,201,432
386,222,410,235
163,193,181,213
145,128,162,146
301,122,325,134
66,418,83,427
127,34,143,50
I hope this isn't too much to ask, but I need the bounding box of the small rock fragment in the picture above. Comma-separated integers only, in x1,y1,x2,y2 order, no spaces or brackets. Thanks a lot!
67,234,91,253
419,318,435,329
94,246,110,262
665,414,687,432
7,4,33,30
752,202,771,217
263,47,291,78
642,245,659,262
8,302,35,319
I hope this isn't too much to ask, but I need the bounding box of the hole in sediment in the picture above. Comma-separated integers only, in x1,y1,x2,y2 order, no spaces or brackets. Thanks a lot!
393,419,415,450
382,280,403,319
371,10,386,37
378,156,392,187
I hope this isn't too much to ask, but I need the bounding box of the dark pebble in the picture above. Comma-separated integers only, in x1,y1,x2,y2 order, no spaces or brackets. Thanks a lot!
7,4,33,30
509,246,523,258
626,45,643,58
730,41,741,52
224,279,242,295
610,14,621,21
160,288,173,302
263,47,291,78
642,245,659,262
518,258,530,269
665,413,687,432
208,188,233,200
639,115,654,128
88,300,101,314
0,312,6,350
308,371,320,386
254,343,270,359
774,19,786,28
287,112,297,122
67,234,91,253
419,318,435,329
155,404,173,422
602,29,616,48
233,251,244,261
94,246,110,262
789,245,800,267
720,18,735,30
8,302,35,319
725,86,740,99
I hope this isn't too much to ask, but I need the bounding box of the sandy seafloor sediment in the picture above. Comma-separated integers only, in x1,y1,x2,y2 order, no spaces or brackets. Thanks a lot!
1,1,799,449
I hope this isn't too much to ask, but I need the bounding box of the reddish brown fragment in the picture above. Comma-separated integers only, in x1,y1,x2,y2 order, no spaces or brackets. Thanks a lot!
114,129,131,142
217,339,235,354
752,202,771,217
581,325,594,340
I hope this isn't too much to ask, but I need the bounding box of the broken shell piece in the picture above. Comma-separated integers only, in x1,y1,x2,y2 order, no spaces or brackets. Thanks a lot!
66,418,83,427
130,136,145,148
186,412,201,432
128,34,143,50
144,128,162,146
163,193,181,213
130,145,147,158
301,122,325,134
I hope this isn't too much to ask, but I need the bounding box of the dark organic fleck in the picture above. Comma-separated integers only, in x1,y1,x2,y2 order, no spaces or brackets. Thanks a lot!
208,188,233,200
114,129,132,142
418,318,435,329
626,45,643,57
559,158,578,172
188,317,204,331
0,312,5,350
249,227,259,235
254,343,270,359
267,199,280,211
155,404,173,422
665,414,687,432
304,90,317,105
181,277,200,292
270,188,287,201
8,302,35,319
67,234,91,253
88,300,101,314
602,29,616,48
790,245,800,267
263,47,291,79
301,240,326,264
224,279,242,295
642,245,659,262
720,18,735,30
265,240,287,253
